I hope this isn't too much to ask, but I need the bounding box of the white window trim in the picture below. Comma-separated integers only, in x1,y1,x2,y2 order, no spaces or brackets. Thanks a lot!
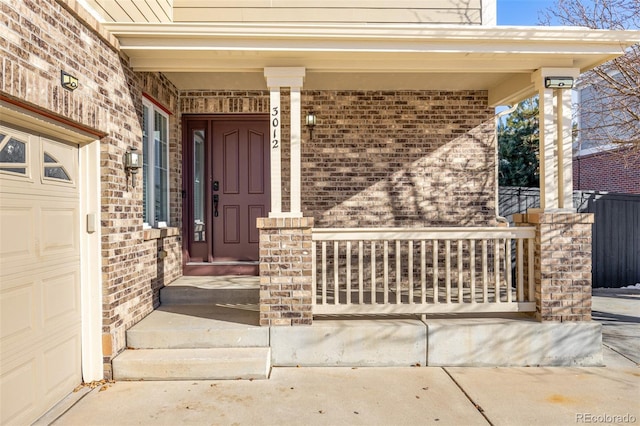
142,98,170,228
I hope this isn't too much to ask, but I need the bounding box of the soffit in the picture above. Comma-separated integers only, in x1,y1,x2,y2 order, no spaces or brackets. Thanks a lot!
83,0,172,22
103,23,640,105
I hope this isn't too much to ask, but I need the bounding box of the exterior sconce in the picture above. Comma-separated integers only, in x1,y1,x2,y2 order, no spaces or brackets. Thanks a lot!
305,111,317,140
61,71,78,91
124,146,142,187
545,77,574,89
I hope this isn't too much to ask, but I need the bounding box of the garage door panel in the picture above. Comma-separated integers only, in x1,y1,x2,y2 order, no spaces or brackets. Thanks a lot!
0,281,37,342
43,269,80,325
0,204,35,262
40,206,78,257
0,357,38,426
2,267,80,354
43,332,81,395
1,326,81,425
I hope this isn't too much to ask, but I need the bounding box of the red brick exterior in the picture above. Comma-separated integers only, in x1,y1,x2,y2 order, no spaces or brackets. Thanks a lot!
574,148,640,194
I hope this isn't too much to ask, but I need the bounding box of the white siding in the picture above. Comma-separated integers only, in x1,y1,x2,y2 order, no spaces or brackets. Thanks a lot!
173,0,483,24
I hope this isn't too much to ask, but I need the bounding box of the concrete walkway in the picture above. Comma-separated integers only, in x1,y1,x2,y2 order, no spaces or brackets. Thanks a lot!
46,366,639,426
43,288,639,426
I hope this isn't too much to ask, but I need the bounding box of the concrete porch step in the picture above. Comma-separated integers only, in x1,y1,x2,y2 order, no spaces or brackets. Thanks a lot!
127,304,267,349
112,347,271,381
160,275,259,305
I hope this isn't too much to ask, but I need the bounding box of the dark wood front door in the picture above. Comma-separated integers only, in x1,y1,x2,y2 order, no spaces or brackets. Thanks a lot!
182,115,269,275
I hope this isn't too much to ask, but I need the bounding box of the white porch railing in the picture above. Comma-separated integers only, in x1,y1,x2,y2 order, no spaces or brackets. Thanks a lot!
311,227,536,315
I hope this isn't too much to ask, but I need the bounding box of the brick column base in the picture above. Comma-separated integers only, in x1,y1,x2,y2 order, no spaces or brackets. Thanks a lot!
514,212,594,322
256,217,314,326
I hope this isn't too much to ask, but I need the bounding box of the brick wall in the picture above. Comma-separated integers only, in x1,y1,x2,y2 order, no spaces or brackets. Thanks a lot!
574,148,640,194
1,0,182,377
302,90,496,227
257,217,314,326
515,212,594,322
181,89,497,227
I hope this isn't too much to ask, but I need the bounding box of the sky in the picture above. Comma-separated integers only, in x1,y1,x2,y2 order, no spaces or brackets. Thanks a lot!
497,0,558,25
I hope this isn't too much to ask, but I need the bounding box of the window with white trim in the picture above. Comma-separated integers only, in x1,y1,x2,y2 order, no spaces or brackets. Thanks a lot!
142,99,169,227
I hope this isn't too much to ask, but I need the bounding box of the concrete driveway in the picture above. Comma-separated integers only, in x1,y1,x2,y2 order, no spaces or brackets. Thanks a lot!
593,287,640,366
43,366,639,426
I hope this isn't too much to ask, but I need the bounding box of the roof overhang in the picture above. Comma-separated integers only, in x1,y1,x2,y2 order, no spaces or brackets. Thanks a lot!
103,23,640,106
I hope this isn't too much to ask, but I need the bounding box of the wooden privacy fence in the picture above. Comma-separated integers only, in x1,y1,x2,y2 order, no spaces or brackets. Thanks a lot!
312,227,536,315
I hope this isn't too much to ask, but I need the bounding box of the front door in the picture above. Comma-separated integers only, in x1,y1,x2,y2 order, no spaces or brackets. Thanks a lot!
182,115,269,275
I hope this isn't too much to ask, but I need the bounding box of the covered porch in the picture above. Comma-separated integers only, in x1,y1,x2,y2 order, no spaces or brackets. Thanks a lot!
104,23,636,325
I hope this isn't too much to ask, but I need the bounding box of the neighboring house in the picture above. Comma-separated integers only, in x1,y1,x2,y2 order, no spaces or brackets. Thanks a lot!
1,0,638,424
574,147,640,194
573,57,640,194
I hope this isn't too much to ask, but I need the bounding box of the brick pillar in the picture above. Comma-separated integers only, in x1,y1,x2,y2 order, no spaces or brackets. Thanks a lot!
256,217,314,326
514,212,594,321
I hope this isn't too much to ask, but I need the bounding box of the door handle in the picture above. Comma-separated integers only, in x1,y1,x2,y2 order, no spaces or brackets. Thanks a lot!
213,194,219,217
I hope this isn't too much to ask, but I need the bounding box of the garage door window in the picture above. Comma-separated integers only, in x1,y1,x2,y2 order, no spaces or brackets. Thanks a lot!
0,134,27,175
142,100,169,227
43,152,71,181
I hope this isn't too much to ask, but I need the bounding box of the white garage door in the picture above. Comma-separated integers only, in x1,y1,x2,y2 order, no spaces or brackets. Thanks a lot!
0,124,82,425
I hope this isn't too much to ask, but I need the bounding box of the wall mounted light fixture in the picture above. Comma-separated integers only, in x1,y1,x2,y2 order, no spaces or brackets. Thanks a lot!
124,146,142,187
61,71,79,91
545,77,574,89
306,111,317,140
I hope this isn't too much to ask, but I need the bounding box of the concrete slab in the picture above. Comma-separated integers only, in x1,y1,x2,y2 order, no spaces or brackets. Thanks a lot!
161,275,259,305
270,319,427,367
593,288,640,365
447,367,640,426
112,347,271,381
53,367,485,426
164,275,260,289
602,345,638,368
127,304,268,349
427,318,603,366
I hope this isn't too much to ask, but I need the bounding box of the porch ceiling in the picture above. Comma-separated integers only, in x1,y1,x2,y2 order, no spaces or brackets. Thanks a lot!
103,23,640,105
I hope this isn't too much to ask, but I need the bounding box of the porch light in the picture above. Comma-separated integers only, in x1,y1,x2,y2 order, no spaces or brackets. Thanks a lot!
124,146,142,187
305,111,316,140
61,70,78,91
545,77,574,89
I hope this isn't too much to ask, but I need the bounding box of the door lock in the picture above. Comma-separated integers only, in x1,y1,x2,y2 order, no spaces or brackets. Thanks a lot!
213,194,219,217
213,181,219,192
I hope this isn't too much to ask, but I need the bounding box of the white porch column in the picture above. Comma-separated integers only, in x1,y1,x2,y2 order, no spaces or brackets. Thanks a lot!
532,68,579,211
268,87,282,215
264,67,305,218
558,89,574,209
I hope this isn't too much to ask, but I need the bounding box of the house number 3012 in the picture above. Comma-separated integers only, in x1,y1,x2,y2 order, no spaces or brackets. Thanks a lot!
271,106,279,149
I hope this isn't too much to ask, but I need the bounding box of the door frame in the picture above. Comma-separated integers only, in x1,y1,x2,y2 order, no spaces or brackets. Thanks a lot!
181,113,269,274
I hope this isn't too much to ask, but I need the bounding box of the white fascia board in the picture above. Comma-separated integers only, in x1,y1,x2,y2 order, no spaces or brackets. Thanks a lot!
105,23,640,70
103,22,640,45
105,23,639,81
